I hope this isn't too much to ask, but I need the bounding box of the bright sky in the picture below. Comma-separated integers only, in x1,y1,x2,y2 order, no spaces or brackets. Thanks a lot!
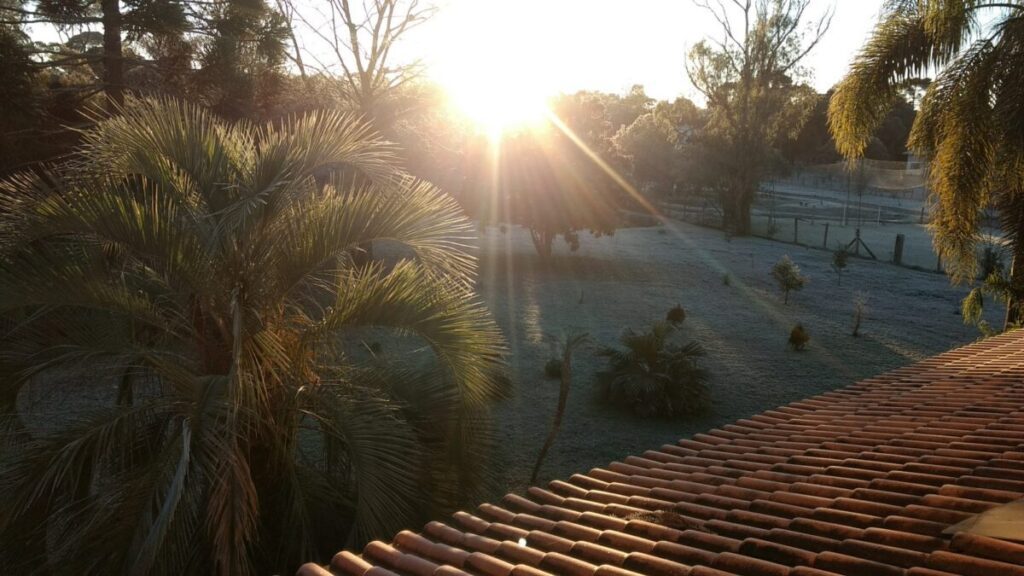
420,0,886,102
26,0,887,122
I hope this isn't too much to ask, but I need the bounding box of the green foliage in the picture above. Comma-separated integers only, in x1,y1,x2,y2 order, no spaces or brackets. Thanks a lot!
613,97,700,196
687,0,831,234
789,324,810,350
194,1,289,120
666,304,687,325
544,358,563,379
829,1,1024,327
722,273,732,286
0,98,507,575
961,266,1022,333
772,255,808,304
463,116,622,258
597,322,710,418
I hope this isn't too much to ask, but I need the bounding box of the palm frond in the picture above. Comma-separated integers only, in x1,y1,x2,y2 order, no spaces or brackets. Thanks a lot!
306,261,507,406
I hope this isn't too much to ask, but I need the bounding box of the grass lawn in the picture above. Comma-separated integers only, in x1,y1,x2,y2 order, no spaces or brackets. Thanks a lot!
477,219,1001,495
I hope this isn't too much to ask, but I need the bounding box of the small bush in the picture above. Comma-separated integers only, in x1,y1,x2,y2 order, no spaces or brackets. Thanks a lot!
788,324,810,351
831,247,849,285
722,273,732,286
772,255,808,304
597,322,710,418
544,358,562,379
666,304,686,325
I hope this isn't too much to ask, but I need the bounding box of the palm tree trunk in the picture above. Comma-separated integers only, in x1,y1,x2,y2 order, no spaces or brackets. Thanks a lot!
530,334,586,484
1004,248,1024,329
529,371,568,485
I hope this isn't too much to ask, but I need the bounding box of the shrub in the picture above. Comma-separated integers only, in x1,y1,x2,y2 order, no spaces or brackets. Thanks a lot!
666,304,686,325
722,273,732,286
597,322,710,418
544,358,563,379
789,324,810,350
832,247,849,285
772,255,808,304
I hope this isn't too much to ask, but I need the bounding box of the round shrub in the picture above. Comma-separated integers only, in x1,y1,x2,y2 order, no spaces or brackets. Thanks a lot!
666,304,686,325
789,324,810,351
544,358,562,379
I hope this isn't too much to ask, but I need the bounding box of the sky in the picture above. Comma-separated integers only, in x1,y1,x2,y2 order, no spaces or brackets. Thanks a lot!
26,0,887,103
417,0,888,102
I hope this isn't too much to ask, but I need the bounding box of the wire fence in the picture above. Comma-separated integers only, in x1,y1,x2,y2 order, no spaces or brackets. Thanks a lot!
660,203,953,273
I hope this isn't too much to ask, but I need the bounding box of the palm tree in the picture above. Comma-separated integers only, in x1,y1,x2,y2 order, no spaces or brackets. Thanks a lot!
829,0,1024,328
597,323,709,419
530,331,588,485
0,98,507,575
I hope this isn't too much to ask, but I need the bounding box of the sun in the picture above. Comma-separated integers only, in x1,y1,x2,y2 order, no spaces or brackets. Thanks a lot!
427,1,555,136
442,76,550,137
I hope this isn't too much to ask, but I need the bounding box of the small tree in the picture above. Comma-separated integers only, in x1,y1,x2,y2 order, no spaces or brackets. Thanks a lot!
531,332,589,484
773,255,808,304
832,247,849,285
789,324,810,350
852,292,868,337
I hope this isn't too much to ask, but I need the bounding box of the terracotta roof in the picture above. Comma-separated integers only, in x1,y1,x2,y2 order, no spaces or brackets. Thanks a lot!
298,330,1024,576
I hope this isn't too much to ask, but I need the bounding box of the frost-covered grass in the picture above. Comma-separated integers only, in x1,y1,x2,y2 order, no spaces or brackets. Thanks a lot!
477,220,1001,494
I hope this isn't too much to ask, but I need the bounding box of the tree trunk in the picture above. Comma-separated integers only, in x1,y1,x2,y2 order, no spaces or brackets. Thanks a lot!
732,179,756,236
530,334,585,484
1004,247,1024,329
530,229,554,259
101,0,123,112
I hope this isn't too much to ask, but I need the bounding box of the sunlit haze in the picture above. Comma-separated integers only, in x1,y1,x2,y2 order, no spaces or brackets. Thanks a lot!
421,0,885,130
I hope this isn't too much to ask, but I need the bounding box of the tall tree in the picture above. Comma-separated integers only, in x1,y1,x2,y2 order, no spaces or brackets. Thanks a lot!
2,0,189,109
465,121,622,259
686,0,832,235
615,97,701,196
192,1,289,120
0,98,506,575
829,0,1024,327
283,0,434,131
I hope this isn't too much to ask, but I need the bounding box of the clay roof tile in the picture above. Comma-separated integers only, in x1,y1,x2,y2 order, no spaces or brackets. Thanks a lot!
309,332,1024,576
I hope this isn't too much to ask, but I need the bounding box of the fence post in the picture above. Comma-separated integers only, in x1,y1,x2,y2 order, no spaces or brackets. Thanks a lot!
893,234,905,265
793,218,799,244
854,228,861,255
823,222,829,248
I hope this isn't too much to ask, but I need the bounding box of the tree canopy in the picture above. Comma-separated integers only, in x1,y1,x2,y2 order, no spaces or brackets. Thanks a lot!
0,97,507,575
829,0,1024,326
686,0,831,235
